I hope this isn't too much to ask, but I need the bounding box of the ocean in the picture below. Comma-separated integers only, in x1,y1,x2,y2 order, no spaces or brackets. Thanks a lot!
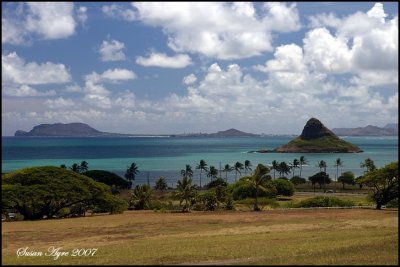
2,136,398,187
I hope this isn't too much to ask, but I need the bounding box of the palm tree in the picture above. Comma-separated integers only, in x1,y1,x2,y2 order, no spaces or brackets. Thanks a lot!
246,164,270,211
277,161,291,178
207,166,218,181
181,164,193,179
155,176,168,191
271,160,279,179
234,162,244,181
334,158,343,182
292,158,299,178
196,160,208,188
80,160,89,173
223,164,233,181
125,162,139,187
299,156,308,178
129,184,153,210
317,160,327,172
360,158,376,173
244,160,252,175
174,176,197,212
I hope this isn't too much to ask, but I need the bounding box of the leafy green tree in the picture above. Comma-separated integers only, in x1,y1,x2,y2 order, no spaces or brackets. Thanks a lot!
271,160,279,179
308,172,331,190
155,176,168,191
334,158,343,182
207,166,218,181
234,162,244,181
299,156,308,178
206,177,228,189
291,159,299,178
244,160,252,175
181,164,193,179
223,164,233,181
338,171,355,189
245,164,271,211
290,175,306,185
125,162,139,187
196,159,208,188
129,184,153,210
272,178,295,196
60,164,66,169
2,166,127,220
358,161,398,209
173,176,197,212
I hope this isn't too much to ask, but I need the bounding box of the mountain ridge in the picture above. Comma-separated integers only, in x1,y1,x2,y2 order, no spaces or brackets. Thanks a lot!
332,124,398,136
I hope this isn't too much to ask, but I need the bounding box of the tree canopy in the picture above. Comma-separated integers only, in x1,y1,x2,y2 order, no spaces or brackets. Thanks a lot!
2,166,127,220
83,170,131,190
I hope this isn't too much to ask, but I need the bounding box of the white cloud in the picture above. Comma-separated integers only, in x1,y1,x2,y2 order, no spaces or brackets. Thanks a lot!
99,38,126,61
76,6,88,25
367,3,387,23
102,4,137,21
85,68,137,84
64,84,82,93
132,2,300,59
183,74,197,85
3,85,56,97
136,52,192,68
2,52,71,85
45,97,75,109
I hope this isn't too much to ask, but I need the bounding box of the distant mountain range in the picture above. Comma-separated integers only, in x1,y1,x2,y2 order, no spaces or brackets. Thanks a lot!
332,123,398,136
14,123,259,137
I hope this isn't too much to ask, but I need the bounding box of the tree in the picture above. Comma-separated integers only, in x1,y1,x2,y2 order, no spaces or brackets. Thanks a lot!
155,177,168,191
358,161,398,209
129,184,153,210
2,166,127,220
245,164,271,211
299,156,308,178
244,160,252,175
334,158,343,182
206,177,228,189
70,163,80,173
317,160,327,172
360,158,376,173
196,159,208,188
125,162,139,187
181,164,193,179
234,162,244,181
60,164,66,169
83,170,131,190
207,166,218,181
80,161,89,172
223,164,233,181
272,178,295,196
271,160,279,179
277,161,291,178
173,176,197,212
338,171,355,189
290,175,306,185
308,172,331,190
291,159,299,178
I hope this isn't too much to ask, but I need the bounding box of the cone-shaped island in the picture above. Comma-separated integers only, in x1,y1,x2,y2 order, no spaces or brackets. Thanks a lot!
274,118,363,153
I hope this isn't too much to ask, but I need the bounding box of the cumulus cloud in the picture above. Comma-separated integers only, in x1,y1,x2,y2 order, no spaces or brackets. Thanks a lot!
76,6,88,25
183,74,197,85
131,2,301,59
102,4,137,21
3,85,56,97
2,2,79,44
45,97,75,109
99,38,126,61
2,52,71,85
85,68,137,84
136,52,192,68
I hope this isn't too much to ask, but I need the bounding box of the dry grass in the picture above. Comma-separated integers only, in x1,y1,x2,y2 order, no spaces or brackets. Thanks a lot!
2,209,398,265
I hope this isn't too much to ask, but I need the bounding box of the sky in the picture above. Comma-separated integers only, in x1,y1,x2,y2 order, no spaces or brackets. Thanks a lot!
1,2,398,136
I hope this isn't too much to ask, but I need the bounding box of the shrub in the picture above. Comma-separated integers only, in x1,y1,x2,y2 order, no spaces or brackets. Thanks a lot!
229,177,277,200
272,178,295,196
206,177,228,189
295,196,355,208
290,175,306,185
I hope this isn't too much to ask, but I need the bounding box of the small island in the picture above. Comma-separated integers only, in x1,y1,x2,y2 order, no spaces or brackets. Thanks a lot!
273,118,363,153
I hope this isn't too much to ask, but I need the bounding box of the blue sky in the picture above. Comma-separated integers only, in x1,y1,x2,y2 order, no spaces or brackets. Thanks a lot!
2,2,398,135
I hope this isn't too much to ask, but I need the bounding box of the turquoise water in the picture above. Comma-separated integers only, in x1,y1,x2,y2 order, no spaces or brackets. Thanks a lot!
2,136,398,187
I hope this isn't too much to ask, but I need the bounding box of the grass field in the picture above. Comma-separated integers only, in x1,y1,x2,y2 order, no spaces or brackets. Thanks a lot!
2,207,398,265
